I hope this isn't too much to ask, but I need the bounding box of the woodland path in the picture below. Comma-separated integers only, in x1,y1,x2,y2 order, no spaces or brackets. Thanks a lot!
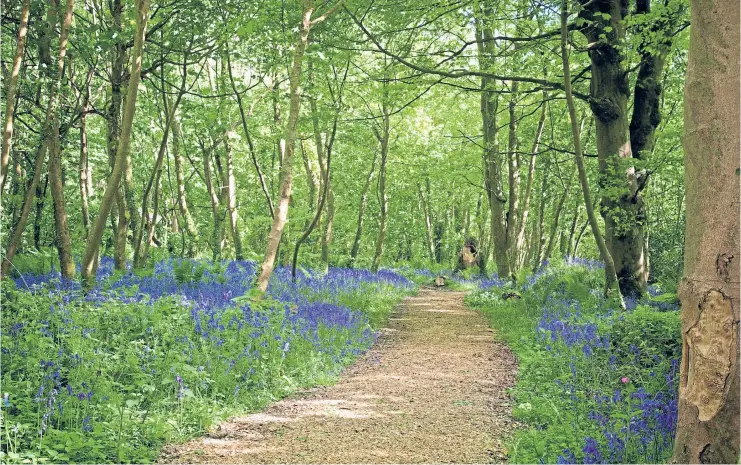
162,289,518,463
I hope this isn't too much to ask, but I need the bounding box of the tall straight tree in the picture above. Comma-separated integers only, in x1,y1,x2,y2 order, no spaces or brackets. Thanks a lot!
255,0,345,293
1,0,75,278
82,0,150,284
671,0,739,458
0,0,31,193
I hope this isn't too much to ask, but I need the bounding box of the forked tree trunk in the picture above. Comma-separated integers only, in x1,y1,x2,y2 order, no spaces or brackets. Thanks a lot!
671,0,739,459
82,0,150,284
0,0,30,193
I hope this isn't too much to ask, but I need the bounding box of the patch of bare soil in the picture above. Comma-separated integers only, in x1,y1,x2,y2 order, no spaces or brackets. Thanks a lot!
161,288,518,463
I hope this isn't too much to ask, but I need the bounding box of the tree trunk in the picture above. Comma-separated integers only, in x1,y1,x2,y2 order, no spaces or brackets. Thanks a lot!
47,0,76,279
320,188,334,271
515,95,547,269
562,0,622,299
418,180,435,262
0,0,30,193
371,92,390,273
172,116,197,257
225,44,274,219
78,70,93,238
255,0,314,293
2,0,60,277
82,0,150,285
671,0,739,459
349,150,377,267
201,139,222,260
505,81,521,272
577,0,648,297
33,175,48,251
222,136,244,260
532,155,551,271
475,6,510,279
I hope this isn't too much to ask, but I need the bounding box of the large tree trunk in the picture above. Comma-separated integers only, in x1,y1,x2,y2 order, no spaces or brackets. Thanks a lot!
577,0,647,297
562,0,621,299
255,0,313,293
0,0,30,193
671,0,739,459
82,0,150,284
349,150,377,267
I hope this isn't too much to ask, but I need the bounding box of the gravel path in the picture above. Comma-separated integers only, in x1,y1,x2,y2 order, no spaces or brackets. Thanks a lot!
162,288,518,463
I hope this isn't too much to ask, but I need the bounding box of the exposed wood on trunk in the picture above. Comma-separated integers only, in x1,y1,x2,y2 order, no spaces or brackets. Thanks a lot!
672,0,739,458
0,0,30,193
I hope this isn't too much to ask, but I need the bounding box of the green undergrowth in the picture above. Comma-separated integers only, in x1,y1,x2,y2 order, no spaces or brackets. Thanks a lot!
466,261,680,464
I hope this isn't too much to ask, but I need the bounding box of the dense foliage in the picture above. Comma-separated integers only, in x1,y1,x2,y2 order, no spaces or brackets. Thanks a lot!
467,259,680,463
1,259,413,463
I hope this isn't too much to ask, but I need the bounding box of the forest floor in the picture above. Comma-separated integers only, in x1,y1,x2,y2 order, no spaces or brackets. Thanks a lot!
162,288,518,463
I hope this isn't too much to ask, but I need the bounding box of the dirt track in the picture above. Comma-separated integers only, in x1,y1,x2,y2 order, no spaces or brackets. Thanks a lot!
162,288,518,463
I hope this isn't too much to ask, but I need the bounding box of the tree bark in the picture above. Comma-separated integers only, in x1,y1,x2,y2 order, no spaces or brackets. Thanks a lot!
255,0,314,293
222,136,244,260
577,0,648,297
475,5,510,279
47,0,76,279
200,138,222,260
78,69,93,238
0,0,30,193
33,176,48,252
671,0,739,459
562,0,622,300
349,150,377,267
515,95,547,269
82,0,150,285
172,116,197,257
